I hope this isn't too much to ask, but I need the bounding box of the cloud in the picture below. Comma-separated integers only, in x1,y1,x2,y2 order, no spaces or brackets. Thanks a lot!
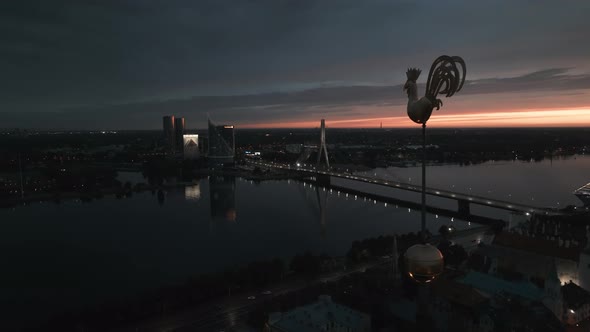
5,68,590,129
1,1,590,128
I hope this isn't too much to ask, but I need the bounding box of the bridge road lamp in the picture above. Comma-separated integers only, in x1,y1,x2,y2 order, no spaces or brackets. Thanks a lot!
402,55,466,327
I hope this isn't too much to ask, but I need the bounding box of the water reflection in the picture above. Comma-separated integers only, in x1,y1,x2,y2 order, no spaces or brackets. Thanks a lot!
210,175,236,222
184,184,201,201
298,182,329,238
157,189,165,205
316,186,328,238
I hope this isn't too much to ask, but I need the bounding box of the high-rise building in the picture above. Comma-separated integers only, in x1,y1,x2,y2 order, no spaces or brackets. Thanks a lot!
199,136,209,156
163,115,175,152
174,117,185,152
183,134,199,160
208,120,235,166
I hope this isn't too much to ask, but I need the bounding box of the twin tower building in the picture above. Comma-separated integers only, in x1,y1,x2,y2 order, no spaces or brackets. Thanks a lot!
162,115,235,165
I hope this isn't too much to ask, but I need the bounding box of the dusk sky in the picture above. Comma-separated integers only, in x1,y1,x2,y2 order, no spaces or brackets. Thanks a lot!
2,0,590,129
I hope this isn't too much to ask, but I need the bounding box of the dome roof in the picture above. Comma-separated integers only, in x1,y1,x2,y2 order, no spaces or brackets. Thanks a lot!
405,243,444,283
405,244,444,262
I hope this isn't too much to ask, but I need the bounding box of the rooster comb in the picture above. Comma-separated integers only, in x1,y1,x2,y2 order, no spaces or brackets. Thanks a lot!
406,68,422,81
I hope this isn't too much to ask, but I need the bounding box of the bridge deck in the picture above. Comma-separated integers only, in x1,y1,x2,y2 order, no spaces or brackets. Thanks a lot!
248,161,562,216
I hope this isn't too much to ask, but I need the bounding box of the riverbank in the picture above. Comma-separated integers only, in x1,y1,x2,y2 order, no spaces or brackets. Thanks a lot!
0,167,304,209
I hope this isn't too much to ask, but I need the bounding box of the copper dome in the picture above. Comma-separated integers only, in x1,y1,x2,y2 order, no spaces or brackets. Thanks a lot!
404,243,444,283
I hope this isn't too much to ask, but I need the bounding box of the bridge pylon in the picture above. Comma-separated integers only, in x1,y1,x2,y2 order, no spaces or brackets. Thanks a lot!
317,119,330,168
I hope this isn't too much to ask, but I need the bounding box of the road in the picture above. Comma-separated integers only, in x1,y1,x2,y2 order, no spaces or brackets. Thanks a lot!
115,260,390,332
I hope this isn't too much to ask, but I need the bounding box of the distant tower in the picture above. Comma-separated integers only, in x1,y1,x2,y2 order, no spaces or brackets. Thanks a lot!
317,119,330,168
163,115,175,153
174,117,185,152
208,119,235,167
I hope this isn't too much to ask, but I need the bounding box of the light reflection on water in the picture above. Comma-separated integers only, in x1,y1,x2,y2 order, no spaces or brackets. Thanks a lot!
184,183,201,201
2,155,586,329
0,175,463,330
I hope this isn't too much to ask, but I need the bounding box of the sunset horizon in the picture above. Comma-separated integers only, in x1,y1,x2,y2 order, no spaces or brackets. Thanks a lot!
3,1,590,130
238,107,590,129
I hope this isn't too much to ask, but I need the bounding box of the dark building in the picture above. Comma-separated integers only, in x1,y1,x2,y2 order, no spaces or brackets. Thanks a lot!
208,120,235,166
162,115,175,152
199,136,209,156
209,175,236,222
174,117,185,152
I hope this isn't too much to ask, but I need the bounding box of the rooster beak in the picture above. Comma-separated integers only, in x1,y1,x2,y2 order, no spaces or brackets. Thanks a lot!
403,81,409,91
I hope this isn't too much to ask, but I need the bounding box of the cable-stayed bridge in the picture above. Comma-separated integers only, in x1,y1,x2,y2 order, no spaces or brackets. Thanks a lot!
246,160,566,217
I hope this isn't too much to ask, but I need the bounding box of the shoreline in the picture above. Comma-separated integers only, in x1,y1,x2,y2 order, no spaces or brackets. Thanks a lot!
0,167,304,209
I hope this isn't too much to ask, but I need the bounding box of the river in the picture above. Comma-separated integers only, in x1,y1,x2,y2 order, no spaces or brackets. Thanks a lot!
0,175,465,330
1,155,588,330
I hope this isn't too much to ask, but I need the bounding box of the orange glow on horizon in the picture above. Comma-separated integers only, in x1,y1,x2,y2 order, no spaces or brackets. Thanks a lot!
239,107,590,129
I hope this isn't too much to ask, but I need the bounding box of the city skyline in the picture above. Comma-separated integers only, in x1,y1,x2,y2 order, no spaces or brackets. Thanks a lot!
4,2,590,330
3,1,590,129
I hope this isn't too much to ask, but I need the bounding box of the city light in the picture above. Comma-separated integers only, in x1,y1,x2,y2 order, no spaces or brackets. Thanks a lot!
7,6,590,329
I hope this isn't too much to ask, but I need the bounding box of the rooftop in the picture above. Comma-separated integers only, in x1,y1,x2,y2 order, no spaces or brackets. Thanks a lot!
476,244,559,279
493,231,579,261
459,271,544,301
269,295,370,332
432,278,489,308
562,282,590,310
389,298,416,323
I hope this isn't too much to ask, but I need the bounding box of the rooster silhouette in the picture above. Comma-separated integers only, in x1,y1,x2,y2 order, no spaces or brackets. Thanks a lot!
403,55,466,124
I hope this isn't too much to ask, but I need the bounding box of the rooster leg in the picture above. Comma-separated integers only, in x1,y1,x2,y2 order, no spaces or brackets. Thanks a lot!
433,99,443,110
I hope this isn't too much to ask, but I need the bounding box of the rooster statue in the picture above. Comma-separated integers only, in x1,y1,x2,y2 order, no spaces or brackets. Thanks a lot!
404,55,466,124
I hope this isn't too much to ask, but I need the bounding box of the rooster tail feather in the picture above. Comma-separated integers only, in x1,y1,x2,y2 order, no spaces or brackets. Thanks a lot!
425,55,466,100
452,56,467,92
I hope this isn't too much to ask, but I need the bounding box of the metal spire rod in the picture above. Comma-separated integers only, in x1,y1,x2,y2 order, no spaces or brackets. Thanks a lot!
421,123,426,243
